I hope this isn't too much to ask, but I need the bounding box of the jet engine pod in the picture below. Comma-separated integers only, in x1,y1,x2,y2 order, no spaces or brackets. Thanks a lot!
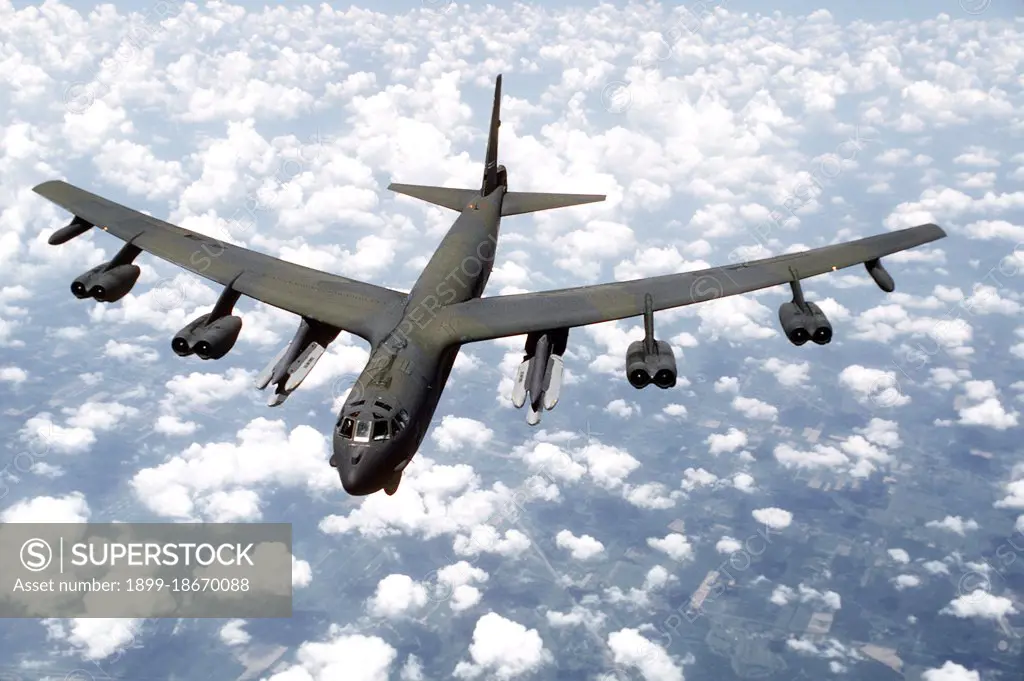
779,301,832,346
625,340,653,389
89,264,141,303
193,315,244,360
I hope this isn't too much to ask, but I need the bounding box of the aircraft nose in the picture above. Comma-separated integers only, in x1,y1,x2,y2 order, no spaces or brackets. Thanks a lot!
339,464,372,496
333,438,378,496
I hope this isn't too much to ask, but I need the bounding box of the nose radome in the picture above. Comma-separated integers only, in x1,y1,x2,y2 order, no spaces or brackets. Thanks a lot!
339,463,367,495
334,440,377,496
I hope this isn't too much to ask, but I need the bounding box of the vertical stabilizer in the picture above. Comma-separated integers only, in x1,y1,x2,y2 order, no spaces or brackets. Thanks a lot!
481,74,502,195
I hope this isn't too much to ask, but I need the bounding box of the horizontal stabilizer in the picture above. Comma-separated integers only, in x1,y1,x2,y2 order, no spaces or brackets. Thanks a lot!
388,183,479,212
501,191,605,217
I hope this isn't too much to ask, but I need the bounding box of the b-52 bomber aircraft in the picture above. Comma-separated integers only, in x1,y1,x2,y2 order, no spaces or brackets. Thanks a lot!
34,74,947,498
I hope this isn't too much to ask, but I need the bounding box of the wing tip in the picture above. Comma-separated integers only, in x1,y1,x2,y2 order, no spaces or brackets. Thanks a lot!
33,179,65,196
918,222,948,239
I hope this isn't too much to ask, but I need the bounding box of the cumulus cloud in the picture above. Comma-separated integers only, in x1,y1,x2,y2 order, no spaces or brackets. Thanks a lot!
367,574,429,619
893,574,921,591
431,416,495,451
753,507,793,530
941,591,1018,620
647,533,694,562
434,561,489,613
265,628,398,680
1,492,90,523
925,515,979,535
607,628,684,681
922,661,980,681
131,418,337,521
555,529,605,560
42,618,144,662
838,365,909,408
453,613,552,680
954,380,1019,430
770,584,841,610
706,428,748,455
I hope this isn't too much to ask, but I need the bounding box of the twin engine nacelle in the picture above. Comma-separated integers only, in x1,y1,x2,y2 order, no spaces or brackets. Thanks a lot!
625,339,677,389
71,263,141,303
172,313,243,360
778,301,832,346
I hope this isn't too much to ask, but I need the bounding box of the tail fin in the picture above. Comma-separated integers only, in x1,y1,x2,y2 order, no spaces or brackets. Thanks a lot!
481,74,502,195
387,74,607,215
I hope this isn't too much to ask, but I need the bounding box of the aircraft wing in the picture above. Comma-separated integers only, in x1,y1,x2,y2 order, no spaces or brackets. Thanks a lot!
33,180,406,342
430,223,947,344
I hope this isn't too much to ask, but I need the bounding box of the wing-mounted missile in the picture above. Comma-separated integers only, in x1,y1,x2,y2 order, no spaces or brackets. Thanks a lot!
254,343,290,391
865,258,895,292
171,279,244,360
511,360,529,408
510,328,569,425
255,317,341,406
284,341,327,392
777,272,832,346
69,242,143,303
542,354,564,409
625,294,677,389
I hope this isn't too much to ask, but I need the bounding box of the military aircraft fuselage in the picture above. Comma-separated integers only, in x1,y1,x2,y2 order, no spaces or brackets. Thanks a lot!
332,186,504,495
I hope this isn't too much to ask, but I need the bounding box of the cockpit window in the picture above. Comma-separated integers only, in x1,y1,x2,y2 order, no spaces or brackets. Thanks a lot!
339,418,354,439
372,419,389,441
391,418,401,434
396,409,410,429
354,420,371,442
374,399,392,411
